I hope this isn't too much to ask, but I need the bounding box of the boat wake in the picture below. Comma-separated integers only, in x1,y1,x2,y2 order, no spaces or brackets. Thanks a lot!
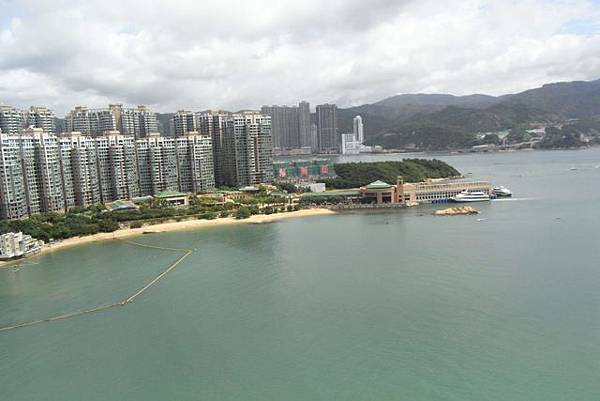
492,197,536,202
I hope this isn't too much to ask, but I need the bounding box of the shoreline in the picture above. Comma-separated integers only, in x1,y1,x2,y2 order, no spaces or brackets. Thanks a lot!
0,208,336,268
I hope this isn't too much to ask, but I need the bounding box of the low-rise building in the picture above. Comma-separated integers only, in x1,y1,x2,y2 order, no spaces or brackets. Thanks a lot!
0,232,44,260
359,177,493,205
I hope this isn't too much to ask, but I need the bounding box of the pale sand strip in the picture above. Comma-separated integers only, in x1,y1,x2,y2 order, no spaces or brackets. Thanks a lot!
0,208,336,267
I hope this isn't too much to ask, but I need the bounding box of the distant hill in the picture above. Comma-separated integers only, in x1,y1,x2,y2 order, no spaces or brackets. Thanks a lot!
503,80,600,118
374,93,500,109
339,79,600,150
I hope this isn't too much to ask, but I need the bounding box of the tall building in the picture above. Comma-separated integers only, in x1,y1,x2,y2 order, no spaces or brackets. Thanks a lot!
0,129,216,219
353,115,364,144
63,133,102,207
197,111,229,185
94,131,139,201
26,107,56,133
260,101,311,155
171,110,197,137
298,101,312,148
65,105,158,138
316,103,338,154
32,129,64,212
0,133,28,219
175,132,215,193
0,106,25,135
220,112,273,187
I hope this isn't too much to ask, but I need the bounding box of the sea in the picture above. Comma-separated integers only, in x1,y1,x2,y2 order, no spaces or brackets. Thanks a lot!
1,148,599,401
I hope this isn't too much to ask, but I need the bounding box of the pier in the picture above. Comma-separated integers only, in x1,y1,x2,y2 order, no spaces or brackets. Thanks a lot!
0,239,193,333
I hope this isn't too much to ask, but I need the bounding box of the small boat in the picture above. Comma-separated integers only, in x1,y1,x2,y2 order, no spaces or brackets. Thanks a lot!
570,167,577,171
450,190,491,203
476,218,488,222
493,186,513,197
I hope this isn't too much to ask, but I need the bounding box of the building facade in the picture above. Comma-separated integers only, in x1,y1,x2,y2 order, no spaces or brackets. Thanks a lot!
220,112,274,187
316,103,338,154
65,105,158,138
171,110,197,137
261,101,311,155
353,115,364,144
0,105,56,134
0,129,216,219
0,232,44,260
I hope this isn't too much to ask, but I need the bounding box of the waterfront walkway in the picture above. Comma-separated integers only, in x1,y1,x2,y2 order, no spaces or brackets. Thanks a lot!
0,240,193,333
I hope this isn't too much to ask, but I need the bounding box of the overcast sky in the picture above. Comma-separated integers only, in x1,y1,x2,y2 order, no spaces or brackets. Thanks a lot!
1,0,600,115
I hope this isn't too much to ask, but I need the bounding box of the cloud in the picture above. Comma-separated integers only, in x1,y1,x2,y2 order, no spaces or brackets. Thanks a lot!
0,0,599,115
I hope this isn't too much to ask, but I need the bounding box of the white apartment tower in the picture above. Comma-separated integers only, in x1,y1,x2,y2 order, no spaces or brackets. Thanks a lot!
221,112,273,187
353,115,364,144
176,133,215,193
171,110,197,137
0,133,28,219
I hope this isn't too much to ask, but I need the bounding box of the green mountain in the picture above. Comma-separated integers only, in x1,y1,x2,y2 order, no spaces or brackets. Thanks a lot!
340,79,600,150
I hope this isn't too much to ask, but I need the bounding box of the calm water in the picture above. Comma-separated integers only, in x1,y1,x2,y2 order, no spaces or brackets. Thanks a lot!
1,149,600,401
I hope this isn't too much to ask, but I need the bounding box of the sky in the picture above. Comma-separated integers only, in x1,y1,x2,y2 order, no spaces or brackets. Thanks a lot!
1,0,600,115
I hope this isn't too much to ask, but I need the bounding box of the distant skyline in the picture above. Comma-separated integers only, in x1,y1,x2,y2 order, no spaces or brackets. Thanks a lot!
1,0,600,114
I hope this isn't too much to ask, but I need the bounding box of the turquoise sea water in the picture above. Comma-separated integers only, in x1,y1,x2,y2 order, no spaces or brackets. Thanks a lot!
1,149,600,400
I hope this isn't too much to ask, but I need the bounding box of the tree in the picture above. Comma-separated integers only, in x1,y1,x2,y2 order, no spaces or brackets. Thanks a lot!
235,207,252,219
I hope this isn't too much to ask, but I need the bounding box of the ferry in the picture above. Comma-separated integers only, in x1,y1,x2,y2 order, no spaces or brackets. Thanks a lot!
450,190,491,203
493,186,513,197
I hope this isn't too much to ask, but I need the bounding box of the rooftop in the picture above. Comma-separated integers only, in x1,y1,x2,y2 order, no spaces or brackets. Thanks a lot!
365,180,393,190
155,190,186,198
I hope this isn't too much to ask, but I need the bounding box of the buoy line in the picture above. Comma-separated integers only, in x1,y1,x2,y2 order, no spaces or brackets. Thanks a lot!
0,239,193,333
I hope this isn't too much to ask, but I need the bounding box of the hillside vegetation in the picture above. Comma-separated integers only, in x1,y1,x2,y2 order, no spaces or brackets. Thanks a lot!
339,79,600,150
322,159,460,189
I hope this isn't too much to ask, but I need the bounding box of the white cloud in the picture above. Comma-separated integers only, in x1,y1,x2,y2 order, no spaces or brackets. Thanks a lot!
0,0,599,114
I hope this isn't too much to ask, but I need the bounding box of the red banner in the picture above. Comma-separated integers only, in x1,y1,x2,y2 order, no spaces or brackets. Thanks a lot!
278,168,287,178
299,166,308,177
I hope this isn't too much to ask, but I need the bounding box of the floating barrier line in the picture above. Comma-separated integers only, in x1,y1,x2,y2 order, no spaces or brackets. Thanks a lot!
0,239,193,333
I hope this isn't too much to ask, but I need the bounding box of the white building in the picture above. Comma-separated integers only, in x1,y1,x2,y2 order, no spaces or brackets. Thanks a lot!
341,133,361,155
353,115,364,144
0,232,44,260
65,105,158,138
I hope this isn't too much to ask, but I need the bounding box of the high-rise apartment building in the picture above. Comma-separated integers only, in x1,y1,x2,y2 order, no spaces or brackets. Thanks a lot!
0,105,57,135
220,112,273,187
94,131,139,201
260,101,311,155
316,104,339,154
171,110,197,137
298,101,312,148
0,104,281,219
65,105,158,138
26,106,56,133
197,111,229,185
176,133,215,193
0,133,28,219
353,115,364,144
63,133,102,207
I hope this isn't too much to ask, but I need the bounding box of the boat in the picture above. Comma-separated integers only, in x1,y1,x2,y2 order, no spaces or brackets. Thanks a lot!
450,190,491,203
493,186,512,197
570,167,577,171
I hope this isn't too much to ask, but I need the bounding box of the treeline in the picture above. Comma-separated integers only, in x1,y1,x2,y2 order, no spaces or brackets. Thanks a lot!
0,206,120,243
0,195,298,243
321,159,460,189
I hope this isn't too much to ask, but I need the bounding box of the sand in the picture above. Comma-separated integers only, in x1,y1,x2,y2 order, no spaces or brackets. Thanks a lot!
0,208,336,267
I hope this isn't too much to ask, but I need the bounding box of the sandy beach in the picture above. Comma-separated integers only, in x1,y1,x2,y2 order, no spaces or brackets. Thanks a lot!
0,208,336,267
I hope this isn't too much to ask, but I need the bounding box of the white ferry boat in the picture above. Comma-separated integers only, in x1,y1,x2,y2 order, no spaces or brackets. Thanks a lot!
493,186,513,197
450,190,491,203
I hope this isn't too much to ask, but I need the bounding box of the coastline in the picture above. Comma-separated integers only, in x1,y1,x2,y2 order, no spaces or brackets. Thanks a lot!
0,208,336,268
